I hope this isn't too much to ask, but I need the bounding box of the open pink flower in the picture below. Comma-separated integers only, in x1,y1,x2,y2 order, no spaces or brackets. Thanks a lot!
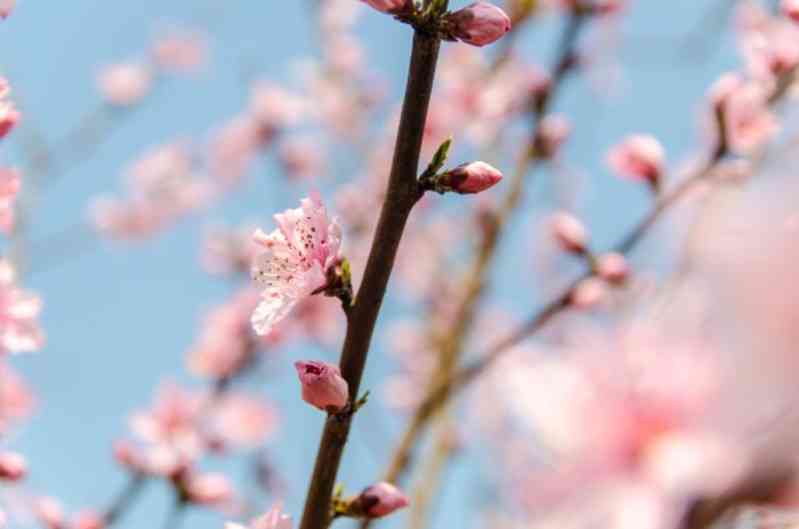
250,194,342,335
225,505,292,529
294,360,349,412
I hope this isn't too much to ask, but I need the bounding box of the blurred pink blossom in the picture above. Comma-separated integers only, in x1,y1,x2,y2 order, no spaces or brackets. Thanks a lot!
0,452,25,481
606,135,665,186
0,260,44,354
210,393,278,448
0,168,20,233
97,62,153,106
0,0,14,19
550,211,589,254
152,29,207,73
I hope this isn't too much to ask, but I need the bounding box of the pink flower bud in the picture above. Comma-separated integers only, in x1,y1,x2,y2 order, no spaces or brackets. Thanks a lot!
0,452,26,481
448,2,512,47
359,0,411,13
535,114,571,158
184,472,234,506
551,212,588,254
0,101,19,140
784,0,799,22
596,252,629,284
294,361,349,412
34,497,65,529
357,482,409,518
570,277,606,309
0,0,15,19
72,510,106,529
443,161,503,194
606,135,665,187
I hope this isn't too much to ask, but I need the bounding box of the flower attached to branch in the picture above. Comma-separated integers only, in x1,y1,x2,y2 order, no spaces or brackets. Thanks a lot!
419,139,503,195
333,482,410,520
606,134,665,191
250,194,347,336
444,2,512,47
294,360,349,413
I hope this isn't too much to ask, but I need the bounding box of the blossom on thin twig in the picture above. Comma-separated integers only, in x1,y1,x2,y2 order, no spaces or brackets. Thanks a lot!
250,194,343,336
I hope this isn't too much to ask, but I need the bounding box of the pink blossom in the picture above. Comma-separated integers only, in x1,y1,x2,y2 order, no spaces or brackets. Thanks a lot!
152,29,207,73
294,360,349,412
0,0,14,19
225,505,292,529
596,252,629,284
207,115,268,186
357,482,410,518
182,472,234,507
0,98,19,140
250,194,342,335
722,81,778,154
249,81,306,130
128,383,206,471
0,168,20,233
0,452,25,481
34,497,66,529
535,114,571,159
448,2,512,47
97,63,153,106
606,135,665,186
71,510,105,529
784,0,799,22
187,289,260,380
550,211,588,254
570,277,606,309
0,260,44,354
210,393,278,448
277,136,324,180
202,225,260,276
0,361,34,434
442,161,503,194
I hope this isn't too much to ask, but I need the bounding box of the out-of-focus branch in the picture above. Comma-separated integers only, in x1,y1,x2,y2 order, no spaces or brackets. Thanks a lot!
297,21,445,529
371,14,589,511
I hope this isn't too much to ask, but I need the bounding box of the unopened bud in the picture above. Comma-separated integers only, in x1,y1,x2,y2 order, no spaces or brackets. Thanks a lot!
0,452,26,481
551,212,589,254
447,2,512,47
439,161,503,194
595,252,629,284
606,135,665,189
355,482,410,518
295,360,349,412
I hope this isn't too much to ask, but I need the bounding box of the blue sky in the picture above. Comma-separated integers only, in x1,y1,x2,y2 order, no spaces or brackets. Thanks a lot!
1,1,740,528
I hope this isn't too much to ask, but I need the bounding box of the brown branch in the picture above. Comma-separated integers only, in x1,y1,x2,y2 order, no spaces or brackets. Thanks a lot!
297,25,444,529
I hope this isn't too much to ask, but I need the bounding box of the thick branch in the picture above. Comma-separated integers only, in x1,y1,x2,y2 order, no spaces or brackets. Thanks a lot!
297,29,443,529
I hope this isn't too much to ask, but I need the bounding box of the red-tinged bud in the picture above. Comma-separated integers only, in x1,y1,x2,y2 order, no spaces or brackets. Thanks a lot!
441,161,503,194
0,452,26,481
72,510,106,529
294,360,349,412
0,0,14,20
356,482,410,518
784,0,799,22
551,212,589,254
447,2,512,47
0,101,19,140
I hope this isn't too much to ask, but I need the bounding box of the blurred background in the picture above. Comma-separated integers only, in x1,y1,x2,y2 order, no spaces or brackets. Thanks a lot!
0,1,783,529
